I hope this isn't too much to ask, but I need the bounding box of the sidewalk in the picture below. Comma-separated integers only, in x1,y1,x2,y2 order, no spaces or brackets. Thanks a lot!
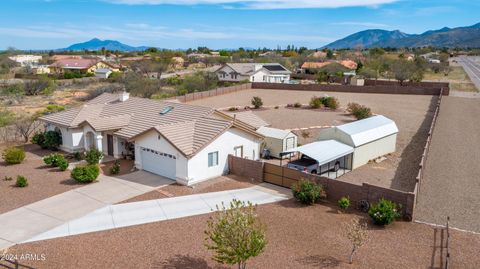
0,171,172,250
24,183,291,243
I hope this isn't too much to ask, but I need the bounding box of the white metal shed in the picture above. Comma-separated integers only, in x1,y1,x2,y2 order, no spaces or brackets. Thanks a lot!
257,126,297,159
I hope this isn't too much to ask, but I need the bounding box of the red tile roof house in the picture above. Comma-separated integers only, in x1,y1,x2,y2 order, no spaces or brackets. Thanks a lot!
39,93,264,185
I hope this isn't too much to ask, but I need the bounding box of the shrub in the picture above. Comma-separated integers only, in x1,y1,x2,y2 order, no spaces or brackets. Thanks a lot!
31,132,46,148
74,151,83,161
338,196,351,210
228,107,238,111
71,165,100,183
3,176,13,181
43,153,63,166
347,102,372,120
43,130,62,150
2,147,26,165
85,148,103,165
57,158,69,171
16,175,28,187
293,102,302,108
109,160,120,175
41,104,65,115
292,179,323,205
251,96,263,109
368,198,401,226
321,96,339,109
309,96,323,109
274,106,279,109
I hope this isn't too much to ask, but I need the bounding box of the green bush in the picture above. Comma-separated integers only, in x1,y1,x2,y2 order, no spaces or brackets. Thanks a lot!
321,96,339,109
292,179,323,205
74,151,83,161
251,96,263,109
71,165,100,183
57,158,69,171
43,153,63,166
31,132,46,148
41,104,65,115
347,102,372,120
33,131,62,150
293,102,302,108
16,175,28,187
109,160,120,175
338,196,351,210
85,148,103,165
309,96,323,109
2,147,26,165
368,198,401,226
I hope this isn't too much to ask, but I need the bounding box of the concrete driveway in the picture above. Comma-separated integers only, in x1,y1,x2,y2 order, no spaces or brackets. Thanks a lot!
0,171,173,250
24,183,291,244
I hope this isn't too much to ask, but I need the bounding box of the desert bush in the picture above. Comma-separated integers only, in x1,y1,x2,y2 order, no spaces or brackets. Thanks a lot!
292,179,323,205
2,147,26,165
321,96,339,109
109,160,120,175
309,96,323,109
251,96,263,109
293,102,302,108
274,106,279,109
40,104,65,115
71,165,100,183
16,175,28,187
338,196,351,210
24,76,56,95
0,108,15,127
368,198,401,226
228,107,238,111
85,148,103,165
347,102,372,120
57,158,69,171
44,153,68,170
3,176,13,181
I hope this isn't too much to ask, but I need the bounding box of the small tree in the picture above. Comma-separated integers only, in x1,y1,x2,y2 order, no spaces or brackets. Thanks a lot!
343,219,369,264
205,199,267,269
251,96,263,109
14,113,41,143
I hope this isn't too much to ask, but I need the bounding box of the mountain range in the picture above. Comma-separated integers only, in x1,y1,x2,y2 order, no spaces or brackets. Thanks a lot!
60,38,149,51
323,22,480,49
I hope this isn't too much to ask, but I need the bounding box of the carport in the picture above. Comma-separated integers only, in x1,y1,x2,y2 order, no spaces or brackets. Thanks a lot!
282,140,354,179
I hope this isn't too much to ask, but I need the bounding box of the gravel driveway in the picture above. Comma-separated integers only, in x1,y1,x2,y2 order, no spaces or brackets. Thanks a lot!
415,97,480,233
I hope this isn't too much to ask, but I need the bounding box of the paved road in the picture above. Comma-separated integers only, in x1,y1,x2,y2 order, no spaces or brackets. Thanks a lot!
0,171,172,250
23,183,290,243
415,97,480,232
456,56,480,91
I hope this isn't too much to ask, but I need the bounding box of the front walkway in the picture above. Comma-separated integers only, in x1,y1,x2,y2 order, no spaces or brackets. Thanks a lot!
24,183,291,243
0,171,173,250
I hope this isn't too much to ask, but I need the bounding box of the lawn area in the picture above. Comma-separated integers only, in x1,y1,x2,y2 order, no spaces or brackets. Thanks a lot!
0,144,83,214
4,199,480,269
189,89,435,192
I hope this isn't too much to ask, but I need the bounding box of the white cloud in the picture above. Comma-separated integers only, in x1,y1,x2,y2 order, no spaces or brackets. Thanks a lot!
331,21,390,28
105,0,399,9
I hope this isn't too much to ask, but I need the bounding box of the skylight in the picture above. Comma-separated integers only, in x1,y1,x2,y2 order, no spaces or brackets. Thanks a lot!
160,106,174,115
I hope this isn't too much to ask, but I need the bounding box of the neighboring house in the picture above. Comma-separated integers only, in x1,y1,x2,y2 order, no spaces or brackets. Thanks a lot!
318,115,398,169
95,68,112,78
39,93,263,186
31,65,51,75
301,60,358,72
226,111,270,129
49,59,120,74
215,63,291,83
8,55,42,67
257,126,297,159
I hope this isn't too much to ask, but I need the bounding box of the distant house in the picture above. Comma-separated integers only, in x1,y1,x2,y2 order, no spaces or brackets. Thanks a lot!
49,59,120,74
215,63,291,83
310,51,327,58
32,65,51,75
95,68,113,78
301,60,358,72
8,55,42,67
170,57,185,70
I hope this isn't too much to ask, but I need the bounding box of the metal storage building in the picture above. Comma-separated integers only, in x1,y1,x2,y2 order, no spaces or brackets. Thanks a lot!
318,115,398,169
257,126,298,159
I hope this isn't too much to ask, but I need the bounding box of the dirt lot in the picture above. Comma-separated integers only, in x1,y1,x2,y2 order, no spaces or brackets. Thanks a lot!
415,97,480,233
4,199,479,269
0,144,83,214
189,89,436,192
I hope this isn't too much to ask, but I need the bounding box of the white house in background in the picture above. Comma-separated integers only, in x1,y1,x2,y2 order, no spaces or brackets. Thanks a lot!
39,92,263,186
318,115,398,169
8,55,42,67
215,63,291,83
95,68,112,78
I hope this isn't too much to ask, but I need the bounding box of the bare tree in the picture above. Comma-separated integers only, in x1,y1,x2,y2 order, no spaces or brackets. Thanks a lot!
343,219,369,264
14,114,41,143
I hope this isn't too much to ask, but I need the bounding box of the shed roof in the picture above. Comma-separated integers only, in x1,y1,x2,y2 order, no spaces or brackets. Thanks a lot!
336,115,398,147
226,111,269,129
257,126,293,140
284,140,353,165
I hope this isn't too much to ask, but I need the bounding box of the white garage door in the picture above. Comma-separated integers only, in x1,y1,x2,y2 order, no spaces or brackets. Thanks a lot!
140,147,176,179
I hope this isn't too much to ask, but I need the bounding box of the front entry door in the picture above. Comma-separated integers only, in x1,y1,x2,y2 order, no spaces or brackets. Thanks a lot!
107,135,114,156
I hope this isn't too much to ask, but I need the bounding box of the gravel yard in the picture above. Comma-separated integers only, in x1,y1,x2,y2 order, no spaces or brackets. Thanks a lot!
4,199,479,269
415,97,480,233
0,144,83,214
190,89,436,192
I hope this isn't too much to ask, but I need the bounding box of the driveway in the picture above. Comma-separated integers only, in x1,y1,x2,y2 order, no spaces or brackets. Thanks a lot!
0,171,172,249
24,183,290,243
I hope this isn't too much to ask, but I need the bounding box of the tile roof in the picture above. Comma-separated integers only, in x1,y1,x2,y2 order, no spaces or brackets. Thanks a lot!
301,60,358,70
225,111,269,129
50,59,99,69
40,93,260,158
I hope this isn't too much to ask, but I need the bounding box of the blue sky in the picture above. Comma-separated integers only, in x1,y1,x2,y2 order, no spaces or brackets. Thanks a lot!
1,0,479,50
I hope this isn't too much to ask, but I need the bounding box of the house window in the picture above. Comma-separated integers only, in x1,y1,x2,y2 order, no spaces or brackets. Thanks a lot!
208,151,219,167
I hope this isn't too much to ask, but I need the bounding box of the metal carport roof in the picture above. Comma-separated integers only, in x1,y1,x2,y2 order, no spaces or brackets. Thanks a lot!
283,140,354,165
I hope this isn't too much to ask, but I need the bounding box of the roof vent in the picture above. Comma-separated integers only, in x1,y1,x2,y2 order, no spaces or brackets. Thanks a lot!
120,91,129,102
160,106,174,115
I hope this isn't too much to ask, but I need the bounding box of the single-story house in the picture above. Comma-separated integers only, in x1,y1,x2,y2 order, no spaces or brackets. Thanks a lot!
318,115,398,169
39,92,264,186
95,68,113,78
8,55,42,67
257,126,297,159
215,63,291,83
49,59,120,74
300,60,358,74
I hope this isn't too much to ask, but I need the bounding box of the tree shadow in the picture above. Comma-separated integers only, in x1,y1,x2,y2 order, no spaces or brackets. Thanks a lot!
296,255,341,268
390,95,438,192
59,178,84,186
152,255,228,269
